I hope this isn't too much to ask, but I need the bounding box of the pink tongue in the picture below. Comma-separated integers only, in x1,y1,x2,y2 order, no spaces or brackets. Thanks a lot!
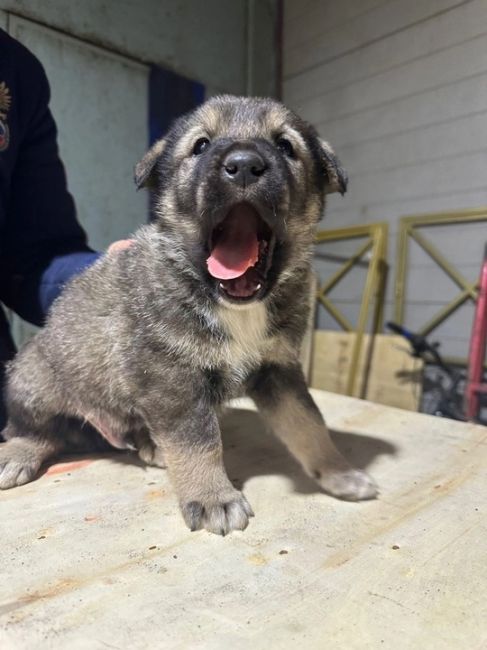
207,206,259,280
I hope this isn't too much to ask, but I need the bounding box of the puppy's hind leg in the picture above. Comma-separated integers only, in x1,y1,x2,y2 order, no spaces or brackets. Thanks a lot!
134,428,167,468
0,342,71,489
0,426,63,489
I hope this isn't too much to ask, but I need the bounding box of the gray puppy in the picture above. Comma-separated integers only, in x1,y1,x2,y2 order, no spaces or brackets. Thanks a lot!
0,95,377,535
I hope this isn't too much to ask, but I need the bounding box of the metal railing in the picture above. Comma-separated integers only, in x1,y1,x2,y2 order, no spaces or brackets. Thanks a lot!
394,208,487,365
315,223,388,395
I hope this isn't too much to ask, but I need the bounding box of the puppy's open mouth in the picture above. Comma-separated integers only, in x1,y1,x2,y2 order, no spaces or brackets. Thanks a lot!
207,203,275,301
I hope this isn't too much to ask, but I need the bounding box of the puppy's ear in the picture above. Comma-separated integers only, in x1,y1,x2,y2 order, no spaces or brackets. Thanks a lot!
134,139,166,190
320,139,348,196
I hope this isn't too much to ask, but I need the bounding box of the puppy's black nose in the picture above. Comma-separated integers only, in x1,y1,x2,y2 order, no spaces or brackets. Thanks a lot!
223,150,266,187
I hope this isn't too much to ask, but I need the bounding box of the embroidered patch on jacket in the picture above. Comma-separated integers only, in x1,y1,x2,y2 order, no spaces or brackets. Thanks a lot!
0,81,12,152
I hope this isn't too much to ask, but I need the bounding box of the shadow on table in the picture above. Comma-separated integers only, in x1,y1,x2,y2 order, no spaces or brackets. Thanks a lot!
219,407,398,495
37,407,398,496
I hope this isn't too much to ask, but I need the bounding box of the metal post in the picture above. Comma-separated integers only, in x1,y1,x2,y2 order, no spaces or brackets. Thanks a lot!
465,245,487,420
315,223,389,397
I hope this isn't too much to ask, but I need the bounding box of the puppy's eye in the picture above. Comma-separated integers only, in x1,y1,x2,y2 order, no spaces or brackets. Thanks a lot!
193,137,210,155
276,136,294,158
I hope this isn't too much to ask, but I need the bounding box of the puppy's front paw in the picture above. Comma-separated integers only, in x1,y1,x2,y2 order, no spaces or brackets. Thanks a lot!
316,467,378,501
0,439,43,489
181,491,254,536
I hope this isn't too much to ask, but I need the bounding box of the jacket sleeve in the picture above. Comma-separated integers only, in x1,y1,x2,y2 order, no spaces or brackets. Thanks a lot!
0,47,100,326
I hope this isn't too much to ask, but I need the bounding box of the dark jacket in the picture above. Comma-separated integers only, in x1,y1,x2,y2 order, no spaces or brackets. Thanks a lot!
0,28,99,364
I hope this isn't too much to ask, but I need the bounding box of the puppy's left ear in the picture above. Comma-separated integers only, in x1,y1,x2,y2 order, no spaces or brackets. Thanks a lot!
320,139,348,196
134,138,166,190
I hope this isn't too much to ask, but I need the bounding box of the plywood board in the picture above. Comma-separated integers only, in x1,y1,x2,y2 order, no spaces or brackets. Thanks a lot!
310,331,423,411
1,391,486,649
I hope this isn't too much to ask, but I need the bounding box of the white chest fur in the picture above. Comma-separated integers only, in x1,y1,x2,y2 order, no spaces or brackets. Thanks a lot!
217,302,269,372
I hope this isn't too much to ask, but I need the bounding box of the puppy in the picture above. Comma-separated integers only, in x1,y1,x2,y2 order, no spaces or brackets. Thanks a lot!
0,95,377,535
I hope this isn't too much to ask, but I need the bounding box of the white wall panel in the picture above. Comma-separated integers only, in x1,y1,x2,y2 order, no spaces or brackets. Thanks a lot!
285,0,487,357
339,111,487,176
317,71,487,148
284,0,394,56
10,17,148,251
290,32,487,126
285,0,470,89
321,189,487,233
0,0,278,96
2,0,246,94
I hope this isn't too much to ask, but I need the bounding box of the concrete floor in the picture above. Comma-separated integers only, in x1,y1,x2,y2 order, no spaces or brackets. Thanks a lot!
1,390,486,649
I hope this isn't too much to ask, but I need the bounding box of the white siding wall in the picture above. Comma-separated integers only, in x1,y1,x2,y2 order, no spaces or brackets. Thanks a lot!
284,0,487,358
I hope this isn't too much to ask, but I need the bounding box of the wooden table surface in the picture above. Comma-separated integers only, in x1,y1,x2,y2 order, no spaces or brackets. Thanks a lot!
1,390,486,650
